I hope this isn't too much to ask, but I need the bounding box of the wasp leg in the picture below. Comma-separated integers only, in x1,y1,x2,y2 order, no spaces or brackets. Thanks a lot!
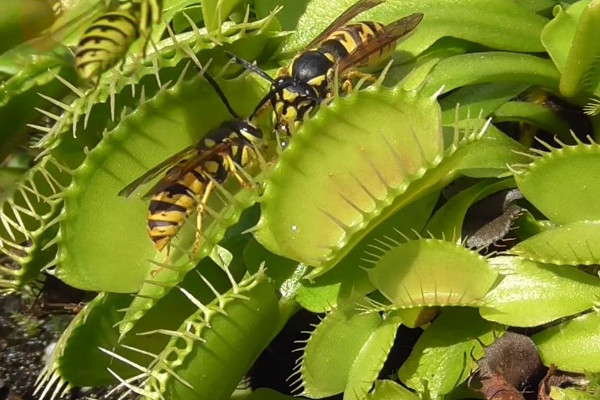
346,70,377,82
139,26,154,60
341,71,377,94
252,99,273,121
138,0,156,59
193,180,216,253
223,155,256,189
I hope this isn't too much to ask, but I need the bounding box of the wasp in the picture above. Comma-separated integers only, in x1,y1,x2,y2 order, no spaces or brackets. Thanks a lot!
75,0,162,82
229,0,423,134
119,73,263,253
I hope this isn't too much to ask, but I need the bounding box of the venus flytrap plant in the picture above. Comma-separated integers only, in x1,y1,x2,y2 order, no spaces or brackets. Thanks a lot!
4,0,600,399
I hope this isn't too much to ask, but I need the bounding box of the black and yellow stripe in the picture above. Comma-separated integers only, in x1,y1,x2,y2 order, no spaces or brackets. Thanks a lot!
319,22,382,61
75,10,140,80
75,0,162,81
319,22,388,68
147,163,215,251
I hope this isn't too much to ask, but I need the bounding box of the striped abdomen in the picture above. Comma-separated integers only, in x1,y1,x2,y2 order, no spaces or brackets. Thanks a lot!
75,10,139,80
146,155,227,251
318,21,390,69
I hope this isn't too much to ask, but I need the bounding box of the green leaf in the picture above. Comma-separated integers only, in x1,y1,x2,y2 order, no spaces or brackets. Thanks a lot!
243,238,306,299
511,220,600,265
444,123,529,178
201,0,246,33
0,0,55,54
398,308,498,400
367,238,498,308
557,0,600,97
541,1,589,74
440,82,530,125
37,292,134,388
481,256,600,326
513,0,560,17
492,101,571,138
533,311,600,373
514,140,600,224
344,312,403,400
298,302,401,399
420,52,560,97
173,5,203,33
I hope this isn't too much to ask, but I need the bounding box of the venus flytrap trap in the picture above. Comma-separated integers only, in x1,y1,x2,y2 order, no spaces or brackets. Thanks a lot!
55,69,264,293
291,300,402,400
508,136,600,265
0,155,72,292
255,86,445,272
532,311,600,373
110,267,279,400
365,236,499,309
256,83,527,278
542,0,600,114
35,292,134,398
0,54,76,163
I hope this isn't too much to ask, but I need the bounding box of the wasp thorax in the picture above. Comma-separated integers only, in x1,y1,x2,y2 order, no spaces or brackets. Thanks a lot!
291,51,334,89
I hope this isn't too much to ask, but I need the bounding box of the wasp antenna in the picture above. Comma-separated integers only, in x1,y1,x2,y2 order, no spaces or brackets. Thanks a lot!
225,51,275,84
249,88,278,120
202,71,241,119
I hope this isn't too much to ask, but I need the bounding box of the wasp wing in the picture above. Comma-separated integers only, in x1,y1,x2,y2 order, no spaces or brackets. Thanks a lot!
123,141,233,199
336,13,423,74
139,155,208,200
304,0,385,50
118,144,199,198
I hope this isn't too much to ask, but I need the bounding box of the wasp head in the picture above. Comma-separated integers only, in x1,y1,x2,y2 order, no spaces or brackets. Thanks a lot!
230,119,263,144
